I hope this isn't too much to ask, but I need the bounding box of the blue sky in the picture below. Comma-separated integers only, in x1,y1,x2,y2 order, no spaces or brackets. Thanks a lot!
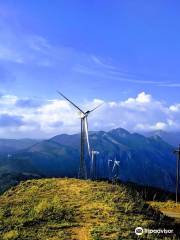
0,1,180,138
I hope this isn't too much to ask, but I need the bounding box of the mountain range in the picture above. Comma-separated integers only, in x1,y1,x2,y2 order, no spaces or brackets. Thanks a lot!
0,128,178,193
0,138,40,154
142,130,180,147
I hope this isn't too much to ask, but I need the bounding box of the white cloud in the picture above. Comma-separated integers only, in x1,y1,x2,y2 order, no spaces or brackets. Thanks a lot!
0,92,180,138
135,122,167,131
0,94,18,105
136,92,151,103
169,104,180,112
121,92,152,111
123,92,152,104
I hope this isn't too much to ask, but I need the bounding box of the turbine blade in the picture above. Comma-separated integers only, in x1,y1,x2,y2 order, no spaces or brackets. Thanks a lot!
84,117,91,157
89,103,104,114
115,160,120,166
57,91,85,114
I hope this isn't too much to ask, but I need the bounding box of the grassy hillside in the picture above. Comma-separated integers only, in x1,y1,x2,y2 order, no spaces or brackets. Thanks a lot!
148,201,180,224
0,178,179,240
0,172,41,195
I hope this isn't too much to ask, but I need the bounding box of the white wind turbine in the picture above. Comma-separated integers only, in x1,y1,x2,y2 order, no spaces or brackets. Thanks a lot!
112,158,120,180
108,159,113,179
91,150,99,180
108,159,113,168
57,91,102,179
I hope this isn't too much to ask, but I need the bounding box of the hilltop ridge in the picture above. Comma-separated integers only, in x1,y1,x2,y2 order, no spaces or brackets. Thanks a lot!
0,178,179,239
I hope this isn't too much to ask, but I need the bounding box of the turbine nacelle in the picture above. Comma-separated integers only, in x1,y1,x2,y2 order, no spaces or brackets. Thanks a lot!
79,112,85,119
80,112,89,119
85,110,91,115
92,150,99,155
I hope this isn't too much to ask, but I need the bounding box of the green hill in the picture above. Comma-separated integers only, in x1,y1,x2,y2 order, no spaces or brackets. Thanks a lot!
0,178,179,240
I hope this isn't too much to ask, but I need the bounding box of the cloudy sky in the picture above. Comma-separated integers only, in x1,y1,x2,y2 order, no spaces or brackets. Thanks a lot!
0,1,180,138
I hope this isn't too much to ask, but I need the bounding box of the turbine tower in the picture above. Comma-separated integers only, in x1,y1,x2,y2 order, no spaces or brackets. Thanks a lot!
108,159,113,180
57,91,102,179
173,144,180,203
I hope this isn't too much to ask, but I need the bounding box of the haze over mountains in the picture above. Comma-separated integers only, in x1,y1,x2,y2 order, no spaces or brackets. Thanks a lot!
142,130,180,147
0,128,178,193
0,139,40,154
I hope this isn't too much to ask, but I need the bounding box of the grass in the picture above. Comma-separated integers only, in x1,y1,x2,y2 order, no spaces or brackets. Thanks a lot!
148,200,180,210
148,200,180,224
0,178,179,239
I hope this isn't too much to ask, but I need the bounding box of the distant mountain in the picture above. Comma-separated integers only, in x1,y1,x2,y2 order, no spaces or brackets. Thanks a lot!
143,130,180,146
0,128,176,192
0,138,40,154
0,139,79,177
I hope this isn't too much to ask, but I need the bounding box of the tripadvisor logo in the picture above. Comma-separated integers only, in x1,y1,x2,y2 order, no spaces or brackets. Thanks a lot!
135,227,174,236
135,227,143,236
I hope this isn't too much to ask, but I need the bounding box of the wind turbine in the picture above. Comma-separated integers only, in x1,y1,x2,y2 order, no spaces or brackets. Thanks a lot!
173,144,180,203
91,150,99,180
108,159,113,180
57,91,102,179
112,158,120,180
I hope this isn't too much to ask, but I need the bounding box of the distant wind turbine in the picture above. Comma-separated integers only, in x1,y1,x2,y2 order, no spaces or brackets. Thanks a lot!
108,159,113,167
173,144,180,203
112,158,120,180
57,91,102,179
108,159,113,180
91,150,99,180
